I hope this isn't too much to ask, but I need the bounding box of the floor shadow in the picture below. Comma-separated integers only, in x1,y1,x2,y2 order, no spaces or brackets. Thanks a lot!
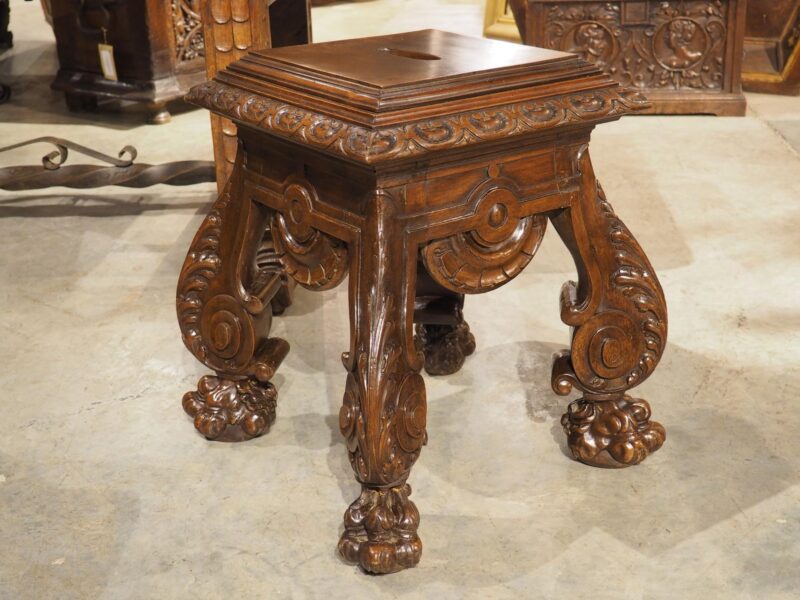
334,338,800,594
0,452,140,600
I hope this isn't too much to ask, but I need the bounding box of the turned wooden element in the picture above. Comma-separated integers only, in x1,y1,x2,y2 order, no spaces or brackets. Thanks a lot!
178,30,668,573
509,0,747,116
742,0,800,95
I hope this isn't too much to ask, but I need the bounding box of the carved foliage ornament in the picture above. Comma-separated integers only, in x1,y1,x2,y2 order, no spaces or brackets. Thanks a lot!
552,178,667,397
185,81,649,163
561,395,666,467
544,1,729,90
172,0,205,61
338,192,426,488
176,177,287,381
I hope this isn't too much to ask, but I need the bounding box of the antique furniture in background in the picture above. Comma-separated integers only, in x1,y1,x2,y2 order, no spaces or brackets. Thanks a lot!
50,0,208,123
484,0,521,41
742,0,800,95
509,0,747,115
200,0,311,189
1,0,12,50
177,30,668,573
0,0,12,103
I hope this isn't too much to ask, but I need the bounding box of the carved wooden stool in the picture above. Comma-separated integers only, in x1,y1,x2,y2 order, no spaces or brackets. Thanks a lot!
178,30,668,574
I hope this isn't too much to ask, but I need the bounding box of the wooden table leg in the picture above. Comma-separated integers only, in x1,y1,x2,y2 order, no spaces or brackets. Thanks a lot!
414,264,476,376
337,190,426,574
550,149,667,468
176,150,289,440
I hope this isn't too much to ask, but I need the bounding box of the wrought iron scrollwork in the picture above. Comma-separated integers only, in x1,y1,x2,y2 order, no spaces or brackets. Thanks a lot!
0,137,215,189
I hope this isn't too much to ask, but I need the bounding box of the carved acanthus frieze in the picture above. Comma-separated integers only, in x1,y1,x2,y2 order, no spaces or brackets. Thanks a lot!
543,1,729,90
185,81,649,164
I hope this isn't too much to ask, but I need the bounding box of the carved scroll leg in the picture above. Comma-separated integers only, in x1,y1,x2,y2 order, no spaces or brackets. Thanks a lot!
550,149,667,468
177,150,289,441
338,191,426,574
414,261,475,376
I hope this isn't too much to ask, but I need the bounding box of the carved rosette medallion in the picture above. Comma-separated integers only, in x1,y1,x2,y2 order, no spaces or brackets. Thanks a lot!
422,181,547,294
563,21,619,67
543,1,729,90
270,179,349,291
171,0,204,62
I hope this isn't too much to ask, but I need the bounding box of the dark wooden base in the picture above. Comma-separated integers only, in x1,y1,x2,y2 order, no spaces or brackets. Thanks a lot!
415,322,476,376
51,69,205,123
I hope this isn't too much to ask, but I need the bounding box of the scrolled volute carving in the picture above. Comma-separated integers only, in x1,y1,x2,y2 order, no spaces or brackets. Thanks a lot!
176,173,289,382
270,179,349,291
422,181,546,294
551,153,667,397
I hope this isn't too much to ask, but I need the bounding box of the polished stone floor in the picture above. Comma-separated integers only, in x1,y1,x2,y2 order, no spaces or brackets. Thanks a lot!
1,1,799,599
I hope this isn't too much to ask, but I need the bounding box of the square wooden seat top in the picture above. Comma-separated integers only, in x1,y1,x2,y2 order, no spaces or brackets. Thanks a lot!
187,29,649,164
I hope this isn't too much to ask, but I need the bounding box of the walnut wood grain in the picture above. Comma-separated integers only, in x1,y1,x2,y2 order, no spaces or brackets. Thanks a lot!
176,149,289,440
178,29,669,573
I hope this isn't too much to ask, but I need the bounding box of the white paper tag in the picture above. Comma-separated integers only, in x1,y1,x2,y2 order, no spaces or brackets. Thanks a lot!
98,43,118,81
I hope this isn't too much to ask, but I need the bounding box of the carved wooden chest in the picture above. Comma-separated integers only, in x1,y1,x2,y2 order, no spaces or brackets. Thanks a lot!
511,0,747,115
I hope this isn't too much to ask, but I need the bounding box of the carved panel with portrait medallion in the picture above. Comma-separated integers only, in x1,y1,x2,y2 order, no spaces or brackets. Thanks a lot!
516,0,747,115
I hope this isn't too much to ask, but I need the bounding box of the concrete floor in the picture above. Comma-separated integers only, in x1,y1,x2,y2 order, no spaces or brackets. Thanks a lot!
1,1,800,599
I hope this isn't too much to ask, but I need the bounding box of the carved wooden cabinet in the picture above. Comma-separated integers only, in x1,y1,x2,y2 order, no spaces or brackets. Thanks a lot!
510,0,747,115
1,0,11,50
49,0,208,123
743,0,800,94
